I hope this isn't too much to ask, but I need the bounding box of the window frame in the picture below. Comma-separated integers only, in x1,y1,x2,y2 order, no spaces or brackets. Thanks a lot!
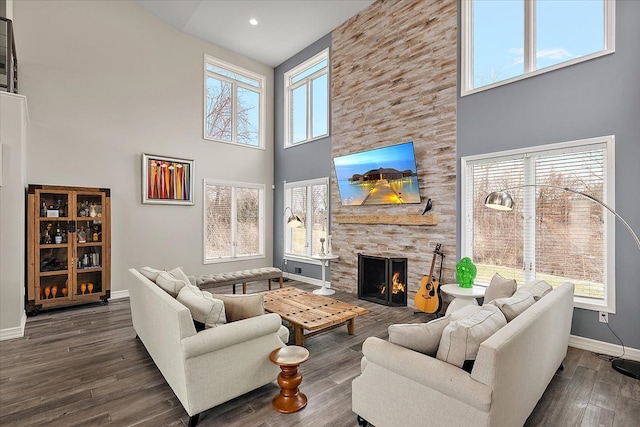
283,177,330,265
460,135,616,312
283,48,330,148
203,54,266,150
203,178,265,264
461,0,616,96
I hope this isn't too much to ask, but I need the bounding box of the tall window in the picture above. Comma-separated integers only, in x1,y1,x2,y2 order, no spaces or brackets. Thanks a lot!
284,178,329,259
284,49,329,147
461,136,615,312
204,179,264,263
461,0,615,95
204,55,265,148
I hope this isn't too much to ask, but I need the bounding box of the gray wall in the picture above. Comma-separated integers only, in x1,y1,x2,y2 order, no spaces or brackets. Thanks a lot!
273,34,332,282
12,0,275,295
457,0,640,348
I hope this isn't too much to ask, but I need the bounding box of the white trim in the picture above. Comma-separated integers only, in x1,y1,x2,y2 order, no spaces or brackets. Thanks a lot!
461,0,616,97
109,289,130,300
569,334,640,362
284,254,322,266
283,48,330,148
203,179,265,264
284,272,324,288
203,54,266,149
461,135,616,312
0,311,27,341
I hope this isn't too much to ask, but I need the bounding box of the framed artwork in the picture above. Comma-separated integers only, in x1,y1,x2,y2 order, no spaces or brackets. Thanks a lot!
142,153,195,205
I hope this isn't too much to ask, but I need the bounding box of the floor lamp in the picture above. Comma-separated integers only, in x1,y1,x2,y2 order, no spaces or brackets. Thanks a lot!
484,184,640,380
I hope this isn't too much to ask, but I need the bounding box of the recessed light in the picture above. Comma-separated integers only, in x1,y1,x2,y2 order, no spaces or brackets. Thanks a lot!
249,18,258,26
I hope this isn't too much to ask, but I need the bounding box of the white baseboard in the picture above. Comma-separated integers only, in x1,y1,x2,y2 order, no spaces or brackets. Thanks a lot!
109,289,130,300
0,311,27,341
569,334,640,362
284,272,323,288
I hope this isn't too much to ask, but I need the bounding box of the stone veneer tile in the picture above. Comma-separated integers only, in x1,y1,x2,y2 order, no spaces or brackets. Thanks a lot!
330,0,457,298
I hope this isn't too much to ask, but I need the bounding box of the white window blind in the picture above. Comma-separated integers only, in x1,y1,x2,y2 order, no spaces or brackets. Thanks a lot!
462,136,615,311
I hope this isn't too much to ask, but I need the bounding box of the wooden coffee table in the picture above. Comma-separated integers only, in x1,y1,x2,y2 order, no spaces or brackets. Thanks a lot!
262,287,369,346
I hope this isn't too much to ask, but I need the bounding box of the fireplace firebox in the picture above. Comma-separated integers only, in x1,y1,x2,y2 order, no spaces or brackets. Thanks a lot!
358,254,408,306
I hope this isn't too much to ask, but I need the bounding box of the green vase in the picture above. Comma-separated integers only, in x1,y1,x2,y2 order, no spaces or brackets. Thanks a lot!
456,257,477,288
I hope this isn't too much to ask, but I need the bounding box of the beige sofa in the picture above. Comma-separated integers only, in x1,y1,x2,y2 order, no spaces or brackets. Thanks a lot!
352,282,574,427
128,268,289,426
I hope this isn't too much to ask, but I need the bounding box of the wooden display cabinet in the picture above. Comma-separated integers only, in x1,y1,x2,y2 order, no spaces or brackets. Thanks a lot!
26,185,111,315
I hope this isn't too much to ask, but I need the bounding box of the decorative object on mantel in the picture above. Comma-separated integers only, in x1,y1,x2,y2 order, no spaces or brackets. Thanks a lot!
335,214,437,226
421,198,433,215
142,153,194,205
485,184,640,380
456,257,477,288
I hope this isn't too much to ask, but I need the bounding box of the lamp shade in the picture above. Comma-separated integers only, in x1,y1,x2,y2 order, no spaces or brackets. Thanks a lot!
287,213,303,228
484,191,515,211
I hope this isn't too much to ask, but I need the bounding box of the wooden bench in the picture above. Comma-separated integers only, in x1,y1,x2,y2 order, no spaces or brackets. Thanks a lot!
193,267,283,294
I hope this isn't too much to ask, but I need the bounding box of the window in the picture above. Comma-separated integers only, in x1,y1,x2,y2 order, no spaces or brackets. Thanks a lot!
204,55,265,148
204,179,264,263
284,49,329,147
461,0,615,95
461,136,615,312
284,178,329,260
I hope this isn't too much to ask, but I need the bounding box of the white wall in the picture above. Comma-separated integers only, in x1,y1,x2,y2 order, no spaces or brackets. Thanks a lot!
12,0,275,295
0,93,27,339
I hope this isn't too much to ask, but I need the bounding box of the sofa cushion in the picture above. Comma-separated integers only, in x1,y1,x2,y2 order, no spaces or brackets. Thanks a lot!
450,304,483,321
211,293,264,322
177,285,226,328
484,273,517,303
388,315,451,356
519,280,553,301
490,288,535,322
156,271,188,297
139,266,163,283
436,304,507,368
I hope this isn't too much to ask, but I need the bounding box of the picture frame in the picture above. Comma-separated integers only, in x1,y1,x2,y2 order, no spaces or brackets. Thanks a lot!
142,153,195,205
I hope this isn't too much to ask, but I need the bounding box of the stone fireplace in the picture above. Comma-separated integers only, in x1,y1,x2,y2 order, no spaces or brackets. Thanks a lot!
358,254,408,307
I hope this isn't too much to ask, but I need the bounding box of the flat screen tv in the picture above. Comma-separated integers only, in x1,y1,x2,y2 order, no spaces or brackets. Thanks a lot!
333,141,420,206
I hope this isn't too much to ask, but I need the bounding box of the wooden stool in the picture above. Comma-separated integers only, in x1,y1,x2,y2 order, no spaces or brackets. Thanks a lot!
269,346,310,413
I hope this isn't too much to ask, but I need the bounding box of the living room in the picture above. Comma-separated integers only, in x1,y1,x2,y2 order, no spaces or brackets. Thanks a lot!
1,0,639,426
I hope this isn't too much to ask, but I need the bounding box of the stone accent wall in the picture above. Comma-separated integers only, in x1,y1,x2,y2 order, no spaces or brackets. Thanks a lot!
330,0,457,300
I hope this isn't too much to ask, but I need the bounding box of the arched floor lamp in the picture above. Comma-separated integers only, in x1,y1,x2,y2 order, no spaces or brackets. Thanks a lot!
284,207,303,228
485,184,640,380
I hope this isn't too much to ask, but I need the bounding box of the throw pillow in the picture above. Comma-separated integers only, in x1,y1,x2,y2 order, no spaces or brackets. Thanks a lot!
177,285,226,328
436,304,507,368
156,271,188,297
490,289,535,322
168,267,191,286
449,304,482,322
519,280,553,301
388,315,451,356
483,273,517,303
139,266,163,283
211,293,264,322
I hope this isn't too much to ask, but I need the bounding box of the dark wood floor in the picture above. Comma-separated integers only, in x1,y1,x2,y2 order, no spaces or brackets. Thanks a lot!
1,281,638,427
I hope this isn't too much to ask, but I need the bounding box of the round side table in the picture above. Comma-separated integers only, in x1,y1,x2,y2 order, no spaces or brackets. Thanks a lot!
440,284,486,315
311,254,339,295
269,345,310,413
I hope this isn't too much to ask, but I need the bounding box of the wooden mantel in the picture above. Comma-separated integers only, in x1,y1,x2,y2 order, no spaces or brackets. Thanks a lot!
335,214,437,226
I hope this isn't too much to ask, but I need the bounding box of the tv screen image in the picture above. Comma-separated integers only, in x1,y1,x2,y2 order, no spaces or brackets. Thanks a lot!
333,142,420,206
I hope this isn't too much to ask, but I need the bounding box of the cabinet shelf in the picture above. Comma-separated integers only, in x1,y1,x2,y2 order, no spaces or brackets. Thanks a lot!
27,185,111,314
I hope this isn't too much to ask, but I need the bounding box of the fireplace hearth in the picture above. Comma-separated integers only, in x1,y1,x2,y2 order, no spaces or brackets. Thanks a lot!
358,254,408,306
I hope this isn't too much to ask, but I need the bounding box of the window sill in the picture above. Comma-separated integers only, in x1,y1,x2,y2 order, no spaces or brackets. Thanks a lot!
203,254,265,265
284,133,330,150
284,255,322,266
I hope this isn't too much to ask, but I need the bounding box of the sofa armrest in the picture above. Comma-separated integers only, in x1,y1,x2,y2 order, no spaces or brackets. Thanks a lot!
362,337,492,410
181,312,283,359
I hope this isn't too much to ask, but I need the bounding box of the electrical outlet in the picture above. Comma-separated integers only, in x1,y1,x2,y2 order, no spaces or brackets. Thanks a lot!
284,259,287,265
599,312,608,323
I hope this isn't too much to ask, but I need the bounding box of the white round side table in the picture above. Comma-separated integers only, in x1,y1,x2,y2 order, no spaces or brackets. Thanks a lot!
311,254,339,295
440,284,486,315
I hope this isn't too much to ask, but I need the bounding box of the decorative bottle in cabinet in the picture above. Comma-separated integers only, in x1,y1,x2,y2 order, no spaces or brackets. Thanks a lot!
26,184,111,315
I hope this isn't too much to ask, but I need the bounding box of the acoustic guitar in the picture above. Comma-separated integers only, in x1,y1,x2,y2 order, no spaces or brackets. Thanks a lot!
414,243,443,314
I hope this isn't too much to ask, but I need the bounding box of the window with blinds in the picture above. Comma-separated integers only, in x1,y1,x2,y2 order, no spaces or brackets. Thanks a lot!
204,180,264,263
461,136,615,311
284,178,329,260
